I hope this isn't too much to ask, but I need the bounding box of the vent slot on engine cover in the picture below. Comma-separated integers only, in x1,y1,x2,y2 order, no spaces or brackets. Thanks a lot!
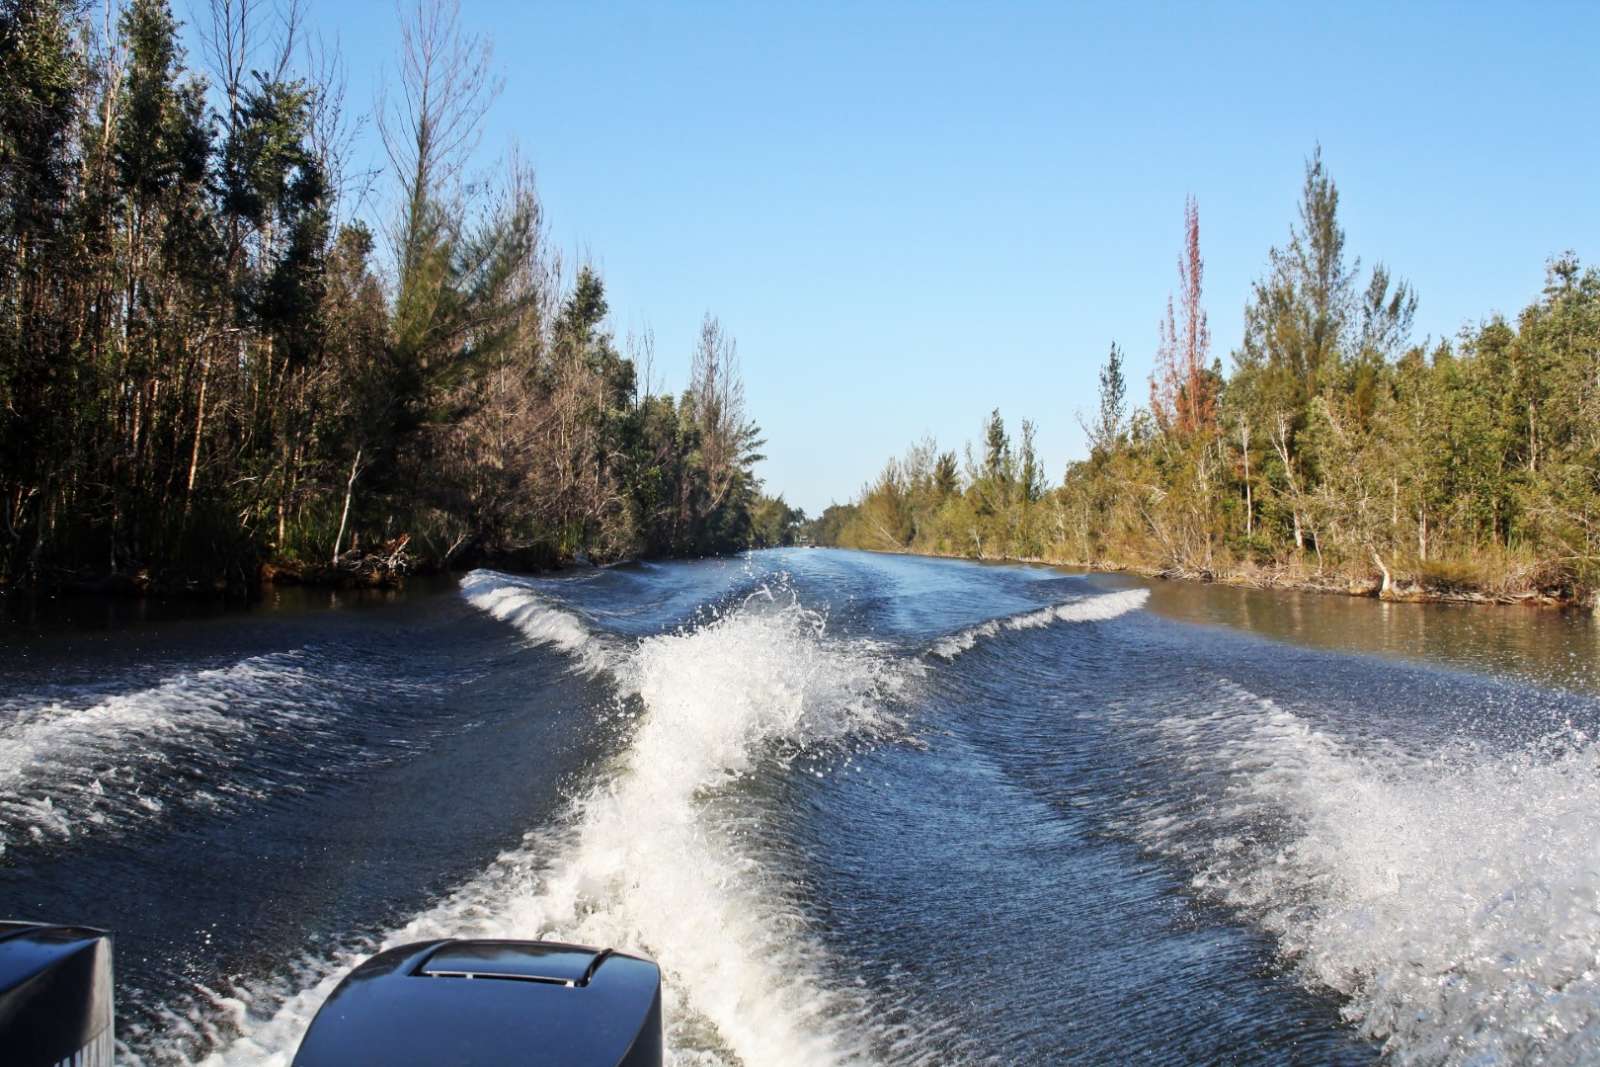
418,941,613,986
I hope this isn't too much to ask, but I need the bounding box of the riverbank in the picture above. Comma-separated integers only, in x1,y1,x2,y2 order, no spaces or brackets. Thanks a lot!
842,545,1591,611
1141,559,1587,609
1,538,575,603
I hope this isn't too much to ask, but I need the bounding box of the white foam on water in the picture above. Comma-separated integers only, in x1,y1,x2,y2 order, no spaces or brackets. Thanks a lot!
1130,684,1600,1065
0,654,329,853
930,588,1149,659
136,585,909,1067
459,568,623,677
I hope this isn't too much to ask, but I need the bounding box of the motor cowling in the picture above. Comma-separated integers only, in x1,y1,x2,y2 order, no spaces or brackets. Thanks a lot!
292,939,662,1067
0,922,115,1067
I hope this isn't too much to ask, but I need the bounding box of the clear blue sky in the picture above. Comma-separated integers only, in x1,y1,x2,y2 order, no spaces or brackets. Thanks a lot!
189,1,1599,516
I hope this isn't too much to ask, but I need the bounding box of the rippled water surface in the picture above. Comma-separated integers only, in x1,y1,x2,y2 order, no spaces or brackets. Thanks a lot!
3,549,1599,1064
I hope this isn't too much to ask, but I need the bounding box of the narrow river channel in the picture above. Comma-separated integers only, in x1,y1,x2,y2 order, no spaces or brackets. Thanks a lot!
4,548,1598,1064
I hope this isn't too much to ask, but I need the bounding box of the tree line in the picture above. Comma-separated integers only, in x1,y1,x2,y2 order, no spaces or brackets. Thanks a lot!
819,149,1600,603
1,0,789,591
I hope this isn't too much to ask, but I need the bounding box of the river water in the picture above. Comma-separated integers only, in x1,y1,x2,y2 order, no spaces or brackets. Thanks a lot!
3,548,1599,1065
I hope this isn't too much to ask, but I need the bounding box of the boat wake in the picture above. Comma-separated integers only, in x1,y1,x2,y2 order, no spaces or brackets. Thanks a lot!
929,588,1148,659
0,650,437,856
459,569,625,677
132,574,911,1067
1120,680,1600,1065
66,554,1600,1065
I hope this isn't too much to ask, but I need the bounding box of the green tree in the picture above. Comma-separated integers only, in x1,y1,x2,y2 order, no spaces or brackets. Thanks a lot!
1090,342,1127,454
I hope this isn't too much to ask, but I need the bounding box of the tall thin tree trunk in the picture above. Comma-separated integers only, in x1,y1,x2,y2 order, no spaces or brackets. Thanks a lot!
333,448,362,565
1528,401,1538,473
1240,420,1253,538
184,353,210,515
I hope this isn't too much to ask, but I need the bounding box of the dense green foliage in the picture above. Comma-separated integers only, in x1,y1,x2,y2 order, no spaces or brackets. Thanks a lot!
825,152,1600,602
0,0,767,588
748,493,804,548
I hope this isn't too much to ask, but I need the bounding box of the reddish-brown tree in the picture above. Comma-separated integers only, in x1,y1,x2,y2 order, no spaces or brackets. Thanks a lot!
1151,197,1216,435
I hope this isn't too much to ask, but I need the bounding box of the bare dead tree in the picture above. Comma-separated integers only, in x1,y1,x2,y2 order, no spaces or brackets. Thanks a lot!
200,0,303,124
627,324,658,399
269,0,304,81
200,0,256,132
1151,196,1215,436
691,314,762,511
1270,409,1306,552
303,29,378,224
378,0,501,276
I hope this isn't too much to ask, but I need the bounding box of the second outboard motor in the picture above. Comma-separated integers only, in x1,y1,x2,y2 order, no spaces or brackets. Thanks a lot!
293,939,662,1067
0,922,115,1067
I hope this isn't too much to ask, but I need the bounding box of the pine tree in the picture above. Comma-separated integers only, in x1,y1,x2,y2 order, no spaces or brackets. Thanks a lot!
1092,341,1127,453
1019,419,1044,504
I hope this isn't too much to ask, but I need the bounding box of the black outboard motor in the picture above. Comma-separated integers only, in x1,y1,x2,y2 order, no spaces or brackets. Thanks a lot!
0,922,115,1067
293,939,662,1067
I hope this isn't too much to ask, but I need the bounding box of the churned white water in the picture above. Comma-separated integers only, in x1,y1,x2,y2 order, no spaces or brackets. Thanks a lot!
459,569,625,677
0,652,375,853
930,588,1148,659
138,576,908,1067
1126,681,1600,1065
44,554,1600,1065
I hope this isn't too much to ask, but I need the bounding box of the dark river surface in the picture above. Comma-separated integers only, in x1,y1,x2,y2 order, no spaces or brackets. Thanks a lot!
3,548,1599,1065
